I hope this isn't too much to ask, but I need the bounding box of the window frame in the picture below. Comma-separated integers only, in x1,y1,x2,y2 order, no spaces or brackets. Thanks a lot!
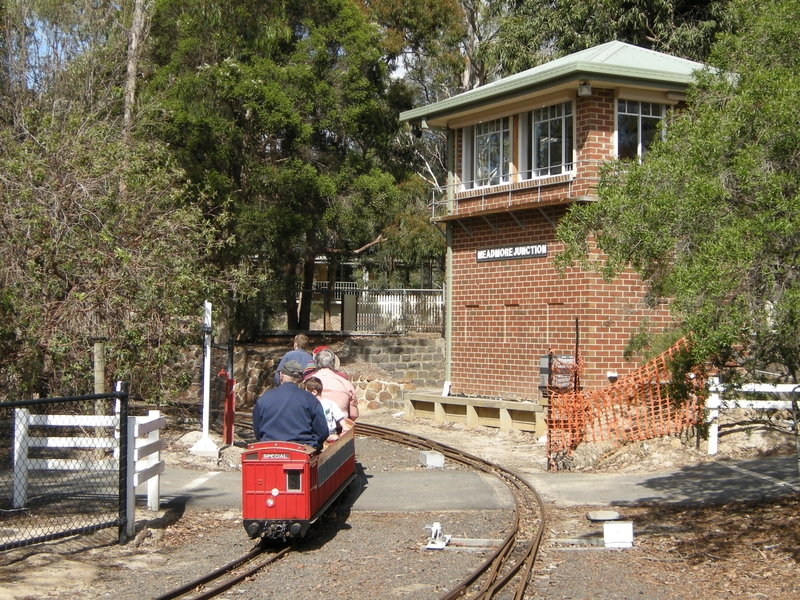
526,101,575,180
285,469,303,493
616,100,666,160
472,117,511,188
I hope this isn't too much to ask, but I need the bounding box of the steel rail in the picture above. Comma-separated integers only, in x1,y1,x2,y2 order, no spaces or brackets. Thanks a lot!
151,544,291,600
355,422,546,599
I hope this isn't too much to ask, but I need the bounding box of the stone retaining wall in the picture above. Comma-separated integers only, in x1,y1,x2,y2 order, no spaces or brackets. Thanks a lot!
181,335,445,412
339,337,446,389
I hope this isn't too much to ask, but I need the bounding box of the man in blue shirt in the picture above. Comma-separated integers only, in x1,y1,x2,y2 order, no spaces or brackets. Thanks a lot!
253,360,329,450
273,334,313,387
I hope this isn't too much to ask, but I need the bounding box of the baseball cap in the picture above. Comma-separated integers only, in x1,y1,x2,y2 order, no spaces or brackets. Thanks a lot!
280,360,305,378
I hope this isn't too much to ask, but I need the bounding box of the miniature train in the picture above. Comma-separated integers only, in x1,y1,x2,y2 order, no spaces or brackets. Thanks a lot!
241,426,356,539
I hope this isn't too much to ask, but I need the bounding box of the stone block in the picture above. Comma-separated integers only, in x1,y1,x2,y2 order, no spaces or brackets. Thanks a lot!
419,451,444,468
604,521,633,548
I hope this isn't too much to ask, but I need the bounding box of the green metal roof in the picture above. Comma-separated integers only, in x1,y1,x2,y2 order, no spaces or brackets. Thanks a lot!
400,41,705,127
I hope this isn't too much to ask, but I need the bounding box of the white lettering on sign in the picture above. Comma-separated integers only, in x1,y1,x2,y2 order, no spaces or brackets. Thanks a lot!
476,244,547,262
262,453,290,459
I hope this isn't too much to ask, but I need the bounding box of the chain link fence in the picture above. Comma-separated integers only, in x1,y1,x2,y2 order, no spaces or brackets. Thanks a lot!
0,386,129,550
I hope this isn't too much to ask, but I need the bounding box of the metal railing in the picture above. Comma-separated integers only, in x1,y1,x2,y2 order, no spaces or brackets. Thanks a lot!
348,289,444,333
302,288,444,333
313,281,360,300
0,384,130,550
429,158,605,218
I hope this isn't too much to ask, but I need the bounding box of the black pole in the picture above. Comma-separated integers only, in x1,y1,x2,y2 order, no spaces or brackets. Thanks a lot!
116,381,130,544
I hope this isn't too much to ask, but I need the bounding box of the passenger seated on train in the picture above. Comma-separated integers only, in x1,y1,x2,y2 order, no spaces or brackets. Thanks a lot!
252,360,329,450
304,377,352,443
303,348,359,421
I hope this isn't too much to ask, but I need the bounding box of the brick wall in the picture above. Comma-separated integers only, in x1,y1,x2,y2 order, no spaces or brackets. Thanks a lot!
447,89,674,401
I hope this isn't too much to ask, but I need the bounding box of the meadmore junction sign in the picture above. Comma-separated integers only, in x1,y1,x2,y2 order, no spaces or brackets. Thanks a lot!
476,243,548,263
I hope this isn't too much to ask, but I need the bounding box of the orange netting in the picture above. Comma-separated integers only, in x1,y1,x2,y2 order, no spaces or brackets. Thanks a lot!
546,337,703,470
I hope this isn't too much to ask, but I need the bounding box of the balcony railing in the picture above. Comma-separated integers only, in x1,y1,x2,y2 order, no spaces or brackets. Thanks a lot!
429,158,604,219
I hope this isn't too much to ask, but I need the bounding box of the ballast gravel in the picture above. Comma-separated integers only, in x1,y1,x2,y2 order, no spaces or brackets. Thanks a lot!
2,409,798,599
1,434,514,600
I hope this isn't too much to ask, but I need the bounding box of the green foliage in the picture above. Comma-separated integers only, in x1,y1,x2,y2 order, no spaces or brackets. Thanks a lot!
0,111,221,399
556,0,800,382
495,0,735,73
0,0,230,399
143,0,425,331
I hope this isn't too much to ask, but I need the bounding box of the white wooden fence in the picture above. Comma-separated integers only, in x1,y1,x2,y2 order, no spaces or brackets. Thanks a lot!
13,406,165,537
706,378,799,455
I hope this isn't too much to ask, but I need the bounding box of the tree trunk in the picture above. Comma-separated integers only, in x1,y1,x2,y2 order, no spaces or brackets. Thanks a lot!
284,261,300,330
123,0,146,143
298,257,316,330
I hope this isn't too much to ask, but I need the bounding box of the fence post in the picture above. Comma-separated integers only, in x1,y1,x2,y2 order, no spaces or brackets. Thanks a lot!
146,410,161,512
115,381,130,543
401,289,407,334
12,408,30,508
126,415,136,537
706,392,720,455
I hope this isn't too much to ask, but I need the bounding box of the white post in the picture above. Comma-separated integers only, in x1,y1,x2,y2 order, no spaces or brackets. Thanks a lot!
13,408,30,508
706,392,720,455
191,300,219,457
126,417,136,538
147,410,161,511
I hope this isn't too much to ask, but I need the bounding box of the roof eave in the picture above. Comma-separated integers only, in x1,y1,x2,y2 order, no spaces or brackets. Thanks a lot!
400,62,701,127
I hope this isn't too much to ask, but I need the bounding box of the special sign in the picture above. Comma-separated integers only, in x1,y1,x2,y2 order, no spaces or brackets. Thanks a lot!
476,243,547,262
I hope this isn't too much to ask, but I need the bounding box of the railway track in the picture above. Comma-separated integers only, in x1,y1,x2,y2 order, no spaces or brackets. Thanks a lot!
151,544,291,600
356,422,546,600
153,417,545,600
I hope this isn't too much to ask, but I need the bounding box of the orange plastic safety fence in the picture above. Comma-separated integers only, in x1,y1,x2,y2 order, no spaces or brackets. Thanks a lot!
546,338,703,470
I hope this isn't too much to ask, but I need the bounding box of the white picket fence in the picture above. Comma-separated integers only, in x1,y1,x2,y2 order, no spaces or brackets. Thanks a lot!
13,406,165,537
706,378,799,455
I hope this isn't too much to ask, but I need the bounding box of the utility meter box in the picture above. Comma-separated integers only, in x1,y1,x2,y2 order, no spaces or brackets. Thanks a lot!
538,354,574,396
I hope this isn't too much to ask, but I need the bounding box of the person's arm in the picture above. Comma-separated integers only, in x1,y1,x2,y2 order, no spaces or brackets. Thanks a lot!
310,401,330,450
329,402,347,431
343,379,359,420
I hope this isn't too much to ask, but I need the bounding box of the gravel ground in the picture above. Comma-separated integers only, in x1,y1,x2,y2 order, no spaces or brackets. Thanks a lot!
0,429,514,600
1,406,799,599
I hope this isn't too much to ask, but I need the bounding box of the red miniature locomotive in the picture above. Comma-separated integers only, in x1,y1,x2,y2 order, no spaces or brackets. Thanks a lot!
241,426,356,539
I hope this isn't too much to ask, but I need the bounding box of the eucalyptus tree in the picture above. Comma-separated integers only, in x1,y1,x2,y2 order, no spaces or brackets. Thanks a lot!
0,1,223,399
555,0,800,383
495,0,734,73
358,0,513,236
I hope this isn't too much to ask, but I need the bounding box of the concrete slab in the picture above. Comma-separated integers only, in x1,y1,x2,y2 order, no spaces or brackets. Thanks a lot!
352,470,514,511
518,454,799,507
143,467,515,512
140,454,800,513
